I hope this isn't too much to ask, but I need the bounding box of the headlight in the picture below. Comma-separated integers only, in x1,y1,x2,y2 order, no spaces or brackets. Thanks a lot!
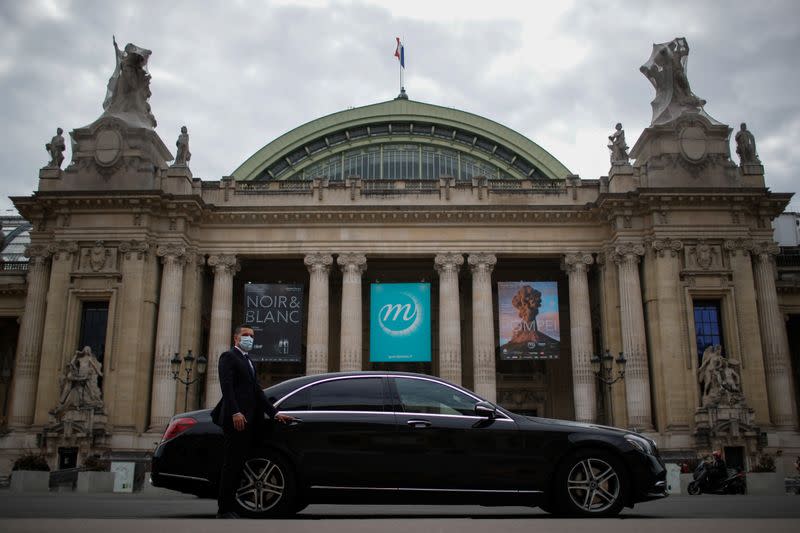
625,433,656,455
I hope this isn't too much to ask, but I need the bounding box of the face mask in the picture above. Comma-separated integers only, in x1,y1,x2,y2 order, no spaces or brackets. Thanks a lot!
239,336,254,351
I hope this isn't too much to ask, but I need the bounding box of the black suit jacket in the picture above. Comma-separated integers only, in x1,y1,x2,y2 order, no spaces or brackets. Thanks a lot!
211,347,277,431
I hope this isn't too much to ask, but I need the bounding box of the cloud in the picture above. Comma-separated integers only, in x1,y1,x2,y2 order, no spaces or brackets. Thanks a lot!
1,0,798,214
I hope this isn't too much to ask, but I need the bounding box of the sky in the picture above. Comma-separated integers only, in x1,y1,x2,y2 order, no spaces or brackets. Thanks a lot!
1,0,799,214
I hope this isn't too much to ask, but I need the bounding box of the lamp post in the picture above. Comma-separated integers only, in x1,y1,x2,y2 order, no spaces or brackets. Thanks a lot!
590,349,626,425
170,349,207,413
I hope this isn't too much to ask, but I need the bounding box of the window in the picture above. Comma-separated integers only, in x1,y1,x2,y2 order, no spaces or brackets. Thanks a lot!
79,301,109,363
394,378,478,416
278,387,309,411
693,300,723,366
307,378,385,412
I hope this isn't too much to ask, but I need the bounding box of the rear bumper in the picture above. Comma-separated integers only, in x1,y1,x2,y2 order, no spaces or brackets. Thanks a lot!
151,441,216,497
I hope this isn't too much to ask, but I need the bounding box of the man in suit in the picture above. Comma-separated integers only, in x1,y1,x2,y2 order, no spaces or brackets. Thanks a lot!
211,324,292,518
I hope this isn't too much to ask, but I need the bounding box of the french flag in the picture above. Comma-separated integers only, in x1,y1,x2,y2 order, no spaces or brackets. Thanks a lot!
394,37,405,68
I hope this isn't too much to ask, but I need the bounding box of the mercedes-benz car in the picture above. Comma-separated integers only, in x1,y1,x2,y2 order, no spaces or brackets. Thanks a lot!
151,371,666,517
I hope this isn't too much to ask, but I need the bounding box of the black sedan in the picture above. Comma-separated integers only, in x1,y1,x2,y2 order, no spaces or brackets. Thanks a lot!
151,371,666,517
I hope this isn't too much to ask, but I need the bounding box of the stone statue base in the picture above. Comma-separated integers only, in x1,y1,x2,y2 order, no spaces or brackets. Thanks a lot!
41,407,111,468
694,403,761,461
163,164,194,195
608,163,637,193
39,167,62,180
739,163,765,176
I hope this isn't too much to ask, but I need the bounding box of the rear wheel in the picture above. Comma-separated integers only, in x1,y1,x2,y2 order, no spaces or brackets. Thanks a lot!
232,453,296,518
687,481,701,495
554,449,627,517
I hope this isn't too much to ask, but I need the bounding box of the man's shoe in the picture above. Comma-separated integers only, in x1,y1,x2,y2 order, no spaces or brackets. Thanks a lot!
216,511,240,519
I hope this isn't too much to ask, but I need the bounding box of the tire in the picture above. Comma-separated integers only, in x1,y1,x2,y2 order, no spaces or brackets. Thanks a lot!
554,449,628,517
687,481,701,495
232,452,297,518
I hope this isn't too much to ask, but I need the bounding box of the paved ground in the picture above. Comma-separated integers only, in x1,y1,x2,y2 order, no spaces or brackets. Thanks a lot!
0,490,798,532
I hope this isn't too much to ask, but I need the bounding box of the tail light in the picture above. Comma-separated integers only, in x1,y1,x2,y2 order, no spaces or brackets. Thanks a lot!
161,417,197,443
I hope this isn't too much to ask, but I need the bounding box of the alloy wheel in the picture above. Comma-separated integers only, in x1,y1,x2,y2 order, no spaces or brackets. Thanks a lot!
235,457,286,513
566,457,621,513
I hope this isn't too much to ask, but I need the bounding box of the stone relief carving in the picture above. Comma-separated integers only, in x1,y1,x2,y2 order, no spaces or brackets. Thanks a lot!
45,127,66,169
102,36,157,128
173,125,191,167
735,123,760,165
53,346,104,415
79,240,112,272
697,344,744,407
640,37,715,126
685,241,722,271
607,123,629,164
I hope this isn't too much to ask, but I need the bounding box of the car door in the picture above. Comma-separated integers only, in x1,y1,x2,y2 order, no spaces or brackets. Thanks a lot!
275,375,397,488
388,376,524,491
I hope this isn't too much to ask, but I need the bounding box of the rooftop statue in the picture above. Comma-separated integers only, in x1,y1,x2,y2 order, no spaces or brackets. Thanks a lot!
735,123,760,165
607,123,629,164
45,127,66,168
102,36,157,128
173,125,191,166
640,37,717,126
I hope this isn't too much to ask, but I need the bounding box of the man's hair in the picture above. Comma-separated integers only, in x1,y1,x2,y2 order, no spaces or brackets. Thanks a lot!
234,324,254,336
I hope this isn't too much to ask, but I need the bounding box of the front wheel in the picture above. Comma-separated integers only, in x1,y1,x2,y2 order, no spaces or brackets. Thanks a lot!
233,453,297,518
554,449,628,517
687,481,701,495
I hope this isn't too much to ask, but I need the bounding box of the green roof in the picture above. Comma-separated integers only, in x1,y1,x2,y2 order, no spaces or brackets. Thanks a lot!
232,98,572,181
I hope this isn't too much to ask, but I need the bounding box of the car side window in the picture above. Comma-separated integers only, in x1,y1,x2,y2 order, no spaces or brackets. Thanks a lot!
308,377,385,412
278,387,309,411
394,378,478,416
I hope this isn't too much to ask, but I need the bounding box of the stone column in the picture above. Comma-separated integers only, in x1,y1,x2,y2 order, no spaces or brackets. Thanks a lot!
468,253,497,402
563,252,596,423
204,254,239,408
613,243,653,430
305,253,333,375
752,241,798,427
8,245,51,427
435,253,464,385
338,253,367,372
148,244,187,431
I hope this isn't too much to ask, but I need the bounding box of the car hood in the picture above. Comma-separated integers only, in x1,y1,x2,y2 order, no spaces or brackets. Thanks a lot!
519,415,631,436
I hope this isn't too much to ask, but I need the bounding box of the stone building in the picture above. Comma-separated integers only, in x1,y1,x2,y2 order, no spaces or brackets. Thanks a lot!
0,37,798,474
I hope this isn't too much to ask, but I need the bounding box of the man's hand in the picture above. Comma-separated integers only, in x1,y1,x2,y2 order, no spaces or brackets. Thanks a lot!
274,413,296,424
232,412,247,431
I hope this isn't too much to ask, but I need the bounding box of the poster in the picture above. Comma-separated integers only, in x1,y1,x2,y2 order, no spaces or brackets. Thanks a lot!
244,283,304,362
497,281,560,360
370,283,431,362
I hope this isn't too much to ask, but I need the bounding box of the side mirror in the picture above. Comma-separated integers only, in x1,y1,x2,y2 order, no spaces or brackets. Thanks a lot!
475,401,497,419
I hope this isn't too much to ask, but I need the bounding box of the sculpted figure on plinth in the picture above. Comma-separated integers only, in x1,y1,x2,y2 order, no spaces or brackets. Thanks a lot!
735,123,760,165
102,36,157,128
174,126,191,166
640,37,713,125
697,344,743,406
53,346,104,414
45,127,66,168
607,123,629,164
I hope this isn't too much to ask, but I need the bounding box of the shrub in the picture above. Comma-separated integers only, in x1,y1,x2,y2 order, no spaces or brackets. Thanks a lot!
82,454,109,472
12,452,50,471
751,453,776,473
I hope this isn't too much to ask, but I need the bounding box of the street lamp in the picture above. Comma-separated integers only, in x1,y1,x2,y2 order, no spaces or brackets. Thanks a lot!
591,349,626,424
170,349,207,413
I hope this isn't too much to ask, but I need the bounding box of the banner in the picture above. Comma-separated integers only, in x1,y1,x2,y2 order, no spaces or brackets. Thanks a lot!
498,281,560,360
244,283,304,362
370,283,431,362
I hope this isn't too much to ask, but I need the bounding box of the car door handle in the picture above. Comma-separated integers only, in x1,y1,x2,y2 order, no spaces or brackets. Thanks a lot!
407,419,431,428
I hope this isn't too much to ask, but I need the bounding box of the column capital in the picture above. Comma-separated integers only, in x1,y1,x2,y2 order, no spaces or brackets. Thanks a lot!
337,252,367,275
562,252,594,273
24,243,51,265
435,252,464,274
119,240,151,260
304,253,334,274
207,253,239,275
156,243,187,265
751,241,779,262
47,240,78,260
467,252,496,274
612,242,645,265
651,238,684,258
723,238,754,257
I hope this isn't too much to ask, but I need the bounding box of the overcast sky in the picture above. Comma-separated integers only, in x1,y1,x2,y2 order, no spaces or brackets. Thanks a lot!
1,0,798,214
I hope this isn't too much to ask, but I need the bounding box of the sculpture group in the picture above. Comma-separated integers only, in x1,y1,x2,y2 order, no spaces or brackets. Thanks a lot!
697,344,743,406
53,346,104,414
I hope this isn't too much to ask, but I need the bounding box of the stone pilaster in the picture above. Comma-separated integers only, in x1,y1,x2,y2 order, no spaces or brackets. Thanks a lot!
613,242,653,430
723,239,770,425
468,253,497,402
563,252,596,423
337,253,367,372
304,253,333,375
33,241,78,426
148,244,187,431
649,238,689,431
178,252,206,412
435,253,464,385
8,245,51,427
752,241,798,427
204,254,239,408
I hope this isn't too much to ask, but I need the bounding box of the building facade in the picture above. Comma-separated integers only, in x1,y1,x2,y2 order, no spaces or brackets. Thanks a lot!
1,37,798,474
